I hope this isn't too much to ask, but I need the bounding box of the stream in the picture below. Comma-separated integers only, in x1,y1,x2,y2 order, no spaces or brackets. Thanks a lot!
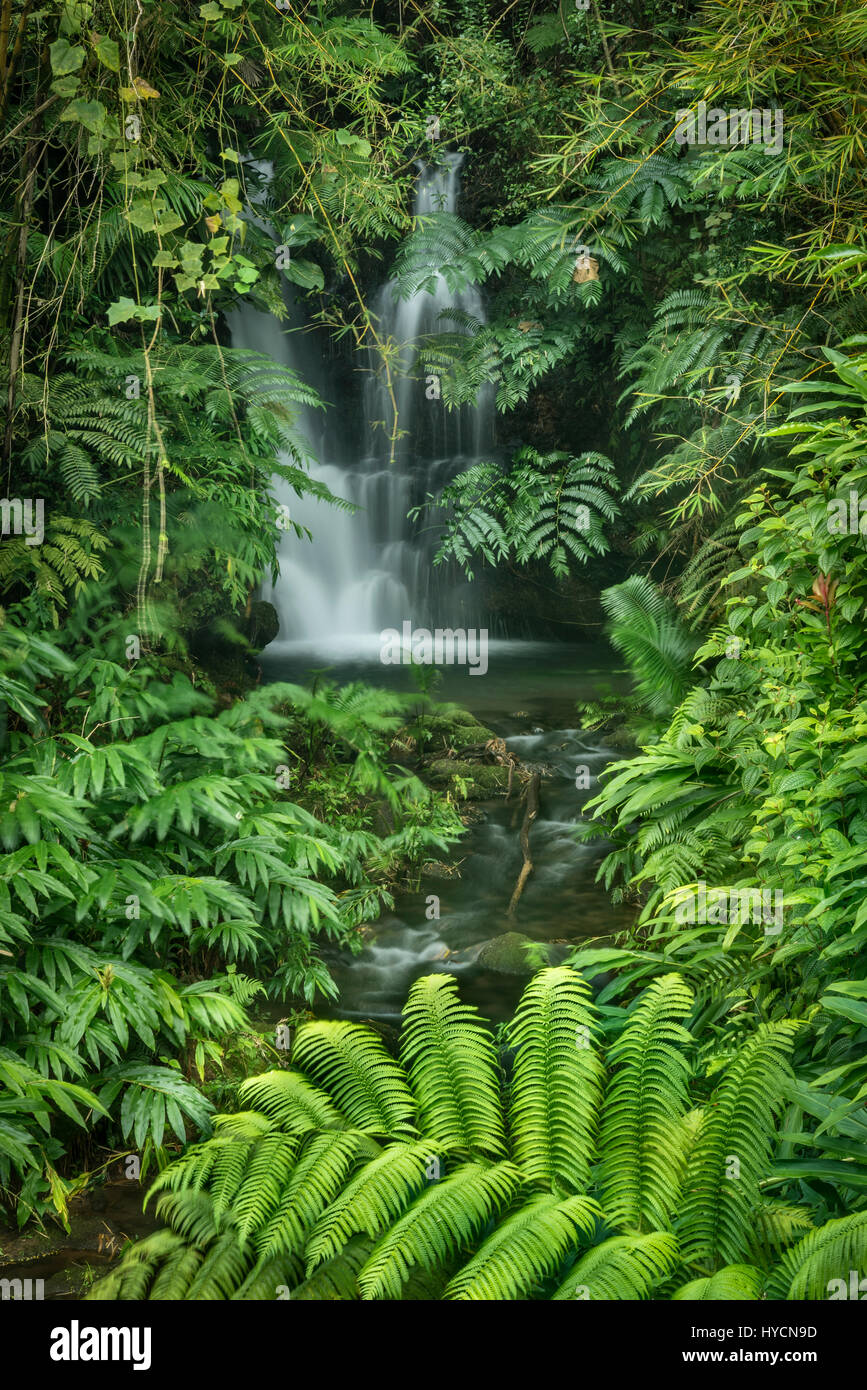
261,638,635,1024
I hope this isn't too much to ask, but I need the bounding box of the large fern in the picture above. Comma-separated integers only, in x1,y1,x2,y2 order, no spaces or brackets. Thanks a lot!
91,968,828,1301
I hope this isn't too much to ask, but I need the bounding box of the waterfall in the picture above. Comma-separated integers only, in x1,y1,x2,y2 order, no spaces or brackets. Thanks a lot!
228,153,494,654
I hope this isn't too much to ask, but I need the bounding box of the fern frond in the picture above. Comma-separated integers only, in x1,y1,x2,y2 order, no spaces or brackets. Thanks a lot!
552,1231,680,1301
679,1022,799,1266
400,975,505,1156
507,967,604,1193
238,1069,344,1133
599,974,695,1231
291,1020,416,1137
765,1212,867,1300
304,1140,450,1270
672,1263,764,1300
445,1194,600,1300
358,1161,524,1299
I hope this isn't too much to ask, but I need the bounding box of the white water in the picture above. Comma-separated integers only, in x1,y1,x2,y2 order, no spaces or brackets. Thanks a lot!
229,154,493,650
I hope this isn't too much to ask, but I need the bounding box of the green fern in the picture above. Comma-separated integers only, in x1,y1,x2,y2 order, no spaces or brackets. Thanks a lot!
601,576,698,717
765,1212,867,1300
507,966,604,1193
444,1194,600,1301
679,1023,799,1267
400,974,505,1157
552,1231,679,1300
598,974,695,1231
672,1263,764,1300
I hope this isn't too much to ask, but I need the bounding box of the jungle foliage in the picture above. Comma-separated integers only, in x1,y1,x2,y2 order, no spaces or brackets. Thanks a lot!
2,0,866,1302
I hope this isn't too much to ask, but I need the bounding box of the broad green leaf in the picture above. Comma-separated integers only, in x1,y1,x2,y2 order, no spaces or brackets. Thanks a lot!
50,38,85,75
59,99,107,134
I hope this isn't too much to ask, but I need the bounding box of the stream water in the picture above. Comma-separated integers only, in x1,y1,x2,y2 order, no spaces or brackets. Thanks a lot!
261,641,634,1024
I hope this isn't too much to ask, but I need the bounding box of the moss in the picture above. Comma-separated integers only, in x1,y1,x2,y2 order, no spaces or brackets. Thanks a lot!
415,712,497,749
426,759,512,799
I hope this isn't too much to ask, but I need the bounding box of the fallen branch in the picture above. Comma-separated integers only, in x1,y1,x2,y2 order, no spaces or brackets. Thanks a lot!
507,771,541,918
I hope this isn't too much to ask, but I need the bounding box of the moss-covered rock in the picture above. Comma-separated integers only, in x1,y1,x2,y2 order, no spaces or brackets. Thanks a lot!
412,711,497,751
475,931,538,975
425,759,512,799
473,932,572,975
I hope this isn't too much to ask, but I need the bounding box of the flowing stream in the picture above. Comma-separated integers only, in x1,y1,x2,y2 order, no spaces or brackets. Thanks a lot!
262,644,633,1023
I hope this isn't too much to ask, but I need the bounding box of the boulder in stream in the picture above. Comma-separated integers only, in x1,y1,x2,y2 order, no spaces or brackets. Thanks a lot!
473,932,576,975
412,710,498,752
475,931,540,975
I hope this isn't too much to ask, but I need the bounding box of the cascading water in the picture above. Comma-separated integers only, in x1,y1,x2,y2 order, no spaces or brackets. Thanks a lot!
228,153,493,654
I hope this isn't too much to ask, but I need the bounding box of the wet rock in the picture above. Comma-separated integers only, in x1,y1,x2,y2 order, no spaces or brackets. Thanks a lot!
476,931,539,975
411,711,497,751
471,933,575,975
243,599,280,652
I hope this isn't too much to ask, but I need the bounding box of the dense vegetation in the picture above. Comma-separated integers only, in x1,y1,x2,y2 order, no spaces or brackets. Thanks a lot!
1,0,866,1300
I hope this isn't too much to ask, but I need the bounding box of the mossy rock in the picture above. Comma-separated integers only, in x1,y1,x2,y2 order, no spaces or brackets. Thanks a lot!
426,759,512,799
476,931,538,975
474,932,570,975
414,711,497,749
